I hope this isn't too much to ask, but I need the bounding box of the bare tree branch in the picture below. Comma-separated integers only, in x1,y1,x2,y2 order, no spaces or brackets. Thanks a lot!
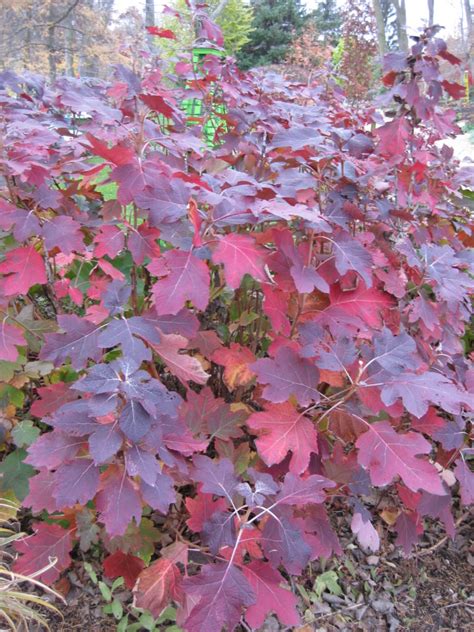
50,0,82,27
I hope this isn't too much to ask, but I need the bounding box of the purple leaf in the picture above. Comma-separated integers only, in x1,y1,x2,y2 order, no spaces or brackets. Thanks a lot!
193,456,238,501
418,491,455,538
182,563,255,632
251,346,320,406
103,280,131,316
381,371,474,418
395,512,420,556
332,232,373,287
50,400,98,436
275,472,335,506
261,509,311,574
53,459,100,506
119,400,152,442
25,431,82,470
366,328,421,375
96,465,142,536
40,315,104,370
89,424,123,464
140,472,176,513
126,445,161,486
454,459,474,506
202,510,236,554
98,316,161,364
43,216,83,255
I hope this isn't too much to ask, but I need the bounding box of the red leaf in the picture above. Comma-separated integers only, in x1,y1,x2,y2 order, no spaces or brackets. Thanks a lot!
13,522,73,584
93,225,125,259
186,492,227,532
180,387,246,440
356,421,445,495
376,117,411,157
247,402,318,474
212,234,268,289
30,383,75,418
23,470,59,514
439,49,461,65
85,134,135,166
243,561,300,629
261,284,291,335
104,551,145,589
442,80,465,99
146,26,177,39
0,320,26,361
316,283,395,331
153,333,209,384
128,223,160,265
140,94,175,119
0,246,47,295
134,558,183,616
211,343,256,390
188,198,203,247
150,250,210,315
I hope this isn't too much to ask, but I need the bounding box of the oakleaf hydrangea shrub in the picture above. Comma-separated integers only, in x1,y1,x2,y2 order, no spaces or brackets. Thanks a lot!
0,20,472,632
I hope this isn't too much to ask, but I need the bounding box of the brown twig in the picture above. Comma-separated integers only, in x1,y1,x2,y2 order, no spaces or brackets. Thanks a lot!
417,510,472,557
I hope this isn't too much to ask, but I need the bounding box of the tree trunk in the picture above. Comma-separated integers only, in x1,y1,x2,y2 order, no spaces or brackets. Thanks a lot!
465,0,473,36
464,0,473,77
428,0,435,25
372,0,388,57
145,0,155,47
212,0,230,20
47,2,57,81
65,11,75,76
392,0,408,52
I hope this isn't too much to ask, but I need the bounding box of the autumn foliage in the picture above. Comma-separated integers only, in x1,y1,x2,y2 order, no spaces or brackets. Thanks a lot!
0,18,473,632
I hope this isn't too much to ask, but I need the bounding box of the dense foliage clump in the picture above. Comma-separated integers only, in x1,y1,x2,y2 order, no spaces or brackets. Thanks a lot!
0,19,472,632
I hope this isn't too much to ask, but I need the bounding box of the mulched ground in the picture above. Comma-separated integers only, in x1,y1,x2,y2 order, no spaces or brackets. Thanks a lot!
43,510,473,631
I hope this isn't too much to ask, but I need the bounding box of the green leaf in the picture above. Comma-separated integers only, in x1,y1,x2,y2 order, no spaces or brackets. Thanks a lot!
0,354,25,381
83,561,98,584
24,360,54,378
0,449,35,500
11,420,40,448
111,598,123,620
139,613,156,630
117,615,129,632
314,570,342,598
99,581,112,602
0,384,24,408
156,606,177,624
111,576,125,591
136,518,161,564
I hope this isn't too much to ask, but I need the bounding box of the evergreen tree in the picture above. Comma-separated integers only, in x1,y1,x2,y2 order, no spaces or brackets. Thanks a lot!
311,0,342,45
237,0,306,70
